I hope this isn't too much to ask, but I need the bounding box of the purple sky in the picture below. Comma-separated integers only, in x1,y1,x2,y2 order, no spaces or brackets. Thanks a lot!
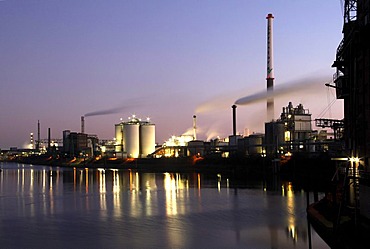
0,0,344,149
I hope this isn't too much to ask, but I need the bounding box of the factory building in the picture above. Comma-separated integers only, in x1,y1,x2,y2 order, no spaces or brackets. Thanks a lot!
233,102,343,158
115,115,155,158
237,133,264,157
63,130,99,157
187,140,212,157
281,102,312,141
265,102,312,155
227,102,316,158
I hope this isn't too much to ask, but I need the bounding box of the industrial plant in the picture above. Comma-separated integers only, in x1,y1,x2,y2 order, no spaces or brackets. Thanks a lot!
1,1,370,248
1,12,345,164
0,2,367,208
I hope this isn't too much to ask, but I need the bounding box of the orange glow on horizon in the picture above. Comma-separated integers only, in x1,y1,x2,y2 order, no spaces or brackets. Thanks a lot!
125,158,136,163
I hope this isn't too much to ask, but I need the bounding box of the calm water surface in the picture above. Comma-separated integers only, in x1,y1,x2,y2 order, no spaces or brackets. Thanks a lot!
0,162,329,249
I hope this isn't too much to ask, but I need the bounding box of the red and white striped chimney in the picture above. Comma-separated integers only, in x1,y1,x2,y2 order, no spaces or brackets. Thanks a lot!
266,13,274,121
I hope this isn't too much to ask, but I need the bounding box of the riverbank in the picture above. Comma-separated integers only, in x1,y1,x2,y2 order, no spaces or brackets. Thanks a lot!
307,194,370,248
2,154,270,176
1,152,339,188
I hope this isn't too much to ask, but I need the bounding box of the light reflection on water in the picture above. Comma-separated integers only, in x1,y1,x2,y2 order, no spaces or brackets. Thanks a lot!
0,162,329,249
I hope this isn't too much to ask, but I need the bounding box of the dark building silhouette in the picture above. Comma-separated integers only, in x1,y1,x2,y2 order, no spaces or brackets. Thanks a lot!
63,130,88,157
332,0,370,168
332,0,370,221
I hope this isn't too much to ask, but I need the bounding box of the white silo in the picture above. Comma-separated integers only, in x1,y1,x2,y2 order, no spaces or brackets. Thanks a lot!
140,123,155,157
115,123,123,153
124,123,140,158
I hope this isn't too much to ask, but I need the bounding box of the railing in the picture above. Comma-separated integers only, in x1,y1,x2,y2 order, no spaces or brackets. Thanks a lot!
336,37,345,58
315,118,344,128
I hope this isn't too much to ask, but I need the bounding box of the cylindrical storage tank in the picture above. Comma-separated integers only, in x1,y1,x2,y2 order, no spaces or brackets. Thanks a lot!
248,134,263,155
115,124,123,152
265,122,284,155
140,123,155,158
123,123,140,158
275,122,285,147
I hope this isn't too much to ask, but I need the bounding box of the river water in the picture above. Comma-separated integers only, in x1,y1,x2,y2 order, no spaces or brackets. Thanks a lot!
0,162,329,249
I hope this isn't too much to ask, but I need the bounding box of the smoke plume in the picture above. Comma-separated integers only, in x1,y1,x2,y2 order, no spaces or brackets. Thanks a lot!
195,73,331,114
84,106,130,117
84,101,140,117
235,74,331,106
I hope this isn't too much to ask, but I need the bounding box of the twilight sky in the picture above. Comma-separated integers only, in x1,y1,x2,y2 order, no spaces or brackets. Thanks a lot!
0,0,344,149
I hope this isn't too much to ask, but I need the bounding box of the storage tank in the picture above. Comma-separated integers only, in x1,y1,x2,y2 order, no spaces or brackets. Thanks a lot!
265,121,284,155
115,124,123,152
248,134,264,155
123,123,140,158
140,123,155,157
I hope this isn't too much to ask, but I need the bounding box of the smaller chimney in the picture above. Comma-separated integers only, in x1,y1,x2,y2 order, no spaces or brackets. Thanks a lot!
193,115,197,140
48,128,51,153
232,105,237,136
36,120,40,150
81,116,85,134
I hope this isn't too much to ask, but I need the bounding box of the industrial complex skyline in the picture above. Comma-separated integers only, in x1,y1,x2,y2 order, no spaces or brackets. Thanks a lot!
1,1,344,149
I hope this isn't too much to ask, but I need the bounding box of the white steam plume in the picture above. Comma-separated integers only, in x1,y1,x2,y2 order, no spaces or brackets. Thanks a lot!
84,99,144,117
195,72,331,114
235,74,330,106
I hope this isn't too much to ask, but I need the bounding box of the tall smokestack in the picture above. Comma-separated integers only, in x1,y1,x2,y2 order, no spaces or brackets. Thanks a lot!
266,13,274,121
81,116,85,134
193,115,197,140
232,105,237,136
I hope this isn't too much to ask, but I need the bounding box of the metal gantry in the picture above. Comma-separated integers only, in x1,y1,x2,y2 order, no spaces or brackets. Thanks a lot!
315,118,344,140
